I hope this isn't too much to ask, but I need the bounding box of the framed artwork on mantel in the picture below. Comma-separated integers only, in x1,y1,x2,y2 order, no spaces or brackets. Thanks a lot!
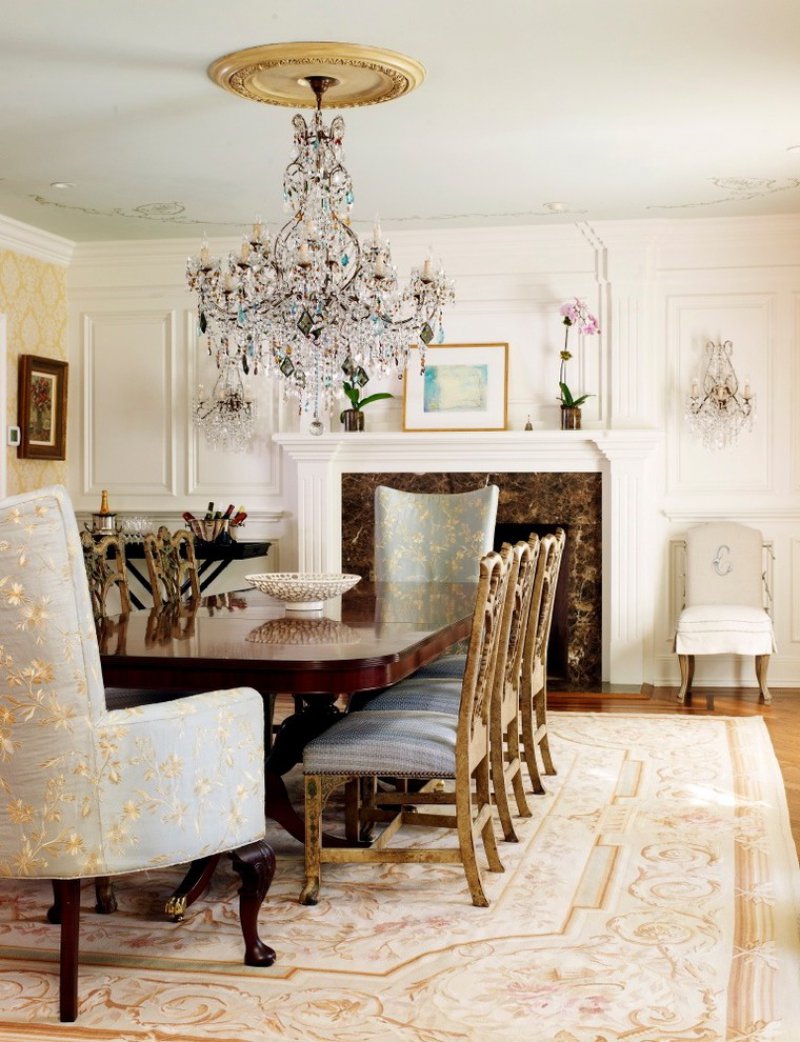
402,342,508,431
17,355,68,460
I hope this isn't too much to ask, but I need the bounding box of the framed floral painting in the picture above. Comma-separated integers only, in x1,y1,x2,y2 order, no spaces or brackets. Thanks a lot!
403,342,508,431
17,355,68,460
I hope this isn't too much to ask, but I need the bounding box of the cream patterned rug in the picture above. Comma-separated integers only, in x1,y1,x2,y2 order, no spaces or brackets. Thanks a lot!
1,712,799,1041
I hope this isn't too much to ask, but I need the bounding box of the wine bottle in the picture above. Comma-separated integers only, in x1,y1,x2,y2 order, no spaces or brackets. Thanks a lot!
221,503,235,520
232,510,248,526
203,501,214,521
99,489,110,515
182,511,196,525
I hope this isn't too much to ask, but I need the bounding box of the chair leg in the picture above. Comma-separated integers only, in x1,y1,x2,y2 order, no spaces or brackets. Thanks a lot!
456,768,491,908
228,840,277,967
677,654,694,703
301,774,325,905
755,655,772,704
506,720,532,819
490,714,518,843
53,879,81,1022
473,755,504,876
534,682,556,776
520,686,545,795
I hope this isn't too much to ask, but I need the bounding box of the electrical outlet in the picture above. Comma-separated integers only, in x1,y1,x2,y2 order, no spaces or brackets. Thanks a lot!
7,426,20,447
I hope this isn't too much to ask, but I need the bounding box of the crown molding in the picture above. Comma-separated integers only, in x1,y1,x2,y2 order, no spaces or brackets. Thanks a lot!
0,212,74,266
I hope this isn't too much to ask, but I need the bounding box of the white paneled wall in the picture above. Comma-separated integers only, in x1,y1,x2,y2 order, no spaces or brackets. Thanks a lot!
64,216,800,688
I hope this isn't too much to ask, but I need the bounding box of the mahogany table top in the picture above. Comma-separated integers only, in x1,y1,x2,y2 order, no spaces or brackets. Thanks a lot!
99,581,476,696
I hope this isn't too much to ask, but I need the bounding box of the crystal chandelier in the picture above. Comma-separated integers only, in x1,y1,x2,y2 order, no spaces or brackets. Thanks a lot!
685,339,755,450
193,358,256,452
187,73,454,438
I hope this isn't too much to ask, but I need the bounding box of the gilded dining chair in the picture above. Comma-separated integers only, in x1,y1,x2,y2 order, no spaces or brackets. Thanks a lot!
373,484,499,582
143,525,201,604
675,521,775,703
0,486,276,1022
80,529,131,619
300,549,510,908
361,539,540,842
519,528,566,793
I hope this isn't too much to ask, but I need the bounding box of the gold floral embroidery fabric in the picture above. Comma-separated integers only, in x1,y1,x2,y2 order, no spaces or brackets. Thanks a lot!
374,485,499,582
0,485,265,879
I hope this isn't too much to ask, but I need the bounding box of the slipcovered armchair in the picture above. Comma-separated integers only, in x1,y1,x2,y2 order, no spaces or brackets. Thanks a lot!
0,486,275,1022
374,484,499,582
675,521,775,704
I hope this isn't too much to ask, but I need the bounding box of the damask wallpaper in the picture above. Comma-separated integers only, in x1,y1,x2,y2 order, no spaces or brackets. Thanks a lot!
0,248,68,494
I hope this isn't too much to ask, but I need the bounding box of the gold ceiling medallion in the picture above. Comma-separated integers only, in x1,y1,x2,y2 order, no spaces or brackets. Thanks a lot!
208,41,425,109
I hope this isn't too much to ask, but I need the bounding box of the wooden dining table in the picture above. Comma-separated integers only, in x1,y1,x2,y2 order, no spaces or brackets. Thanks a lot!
99,580,477,844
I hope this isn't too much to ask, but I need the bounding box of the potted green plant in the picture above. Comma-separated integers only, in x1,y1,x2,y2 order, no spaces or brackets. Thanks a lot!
558,298,600,430
339,382,394,432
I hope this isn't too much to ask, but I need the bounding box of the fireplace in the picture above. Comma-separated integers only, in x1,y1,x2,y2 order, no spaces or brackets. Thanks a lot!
340,472,601,688
273,429,660,685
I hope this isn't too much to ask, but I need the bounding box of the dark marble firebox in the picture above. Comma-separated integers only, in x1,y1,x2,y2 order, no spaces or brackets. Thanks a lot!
340,472,602,689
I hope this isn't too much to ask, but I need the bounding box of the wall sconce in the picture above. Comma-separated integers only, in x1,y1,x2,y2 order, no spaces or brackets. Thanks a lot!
685,339,755,450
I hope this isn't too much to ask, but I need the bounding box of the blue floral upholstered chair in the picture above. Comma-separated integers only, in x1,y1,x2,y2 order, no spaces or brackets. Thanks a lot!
0,486,275,1021
373,484,499,582
675,521,775,704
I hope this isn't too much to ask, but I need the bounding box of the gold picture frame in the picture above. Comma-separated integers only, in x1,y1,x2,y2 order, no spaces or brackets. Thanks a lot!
17,355,68,460
403,342,508,431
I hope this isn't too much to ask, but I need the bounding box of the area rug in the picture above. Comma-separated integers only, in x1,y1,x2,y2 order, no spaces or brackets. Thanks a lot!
1,712,799,1041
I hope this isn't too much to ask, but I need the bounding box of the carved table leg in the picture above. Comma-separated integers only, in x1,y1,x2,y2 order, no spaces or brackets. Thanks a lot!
228,840,276,966
94,876,117,914
164,854,221,920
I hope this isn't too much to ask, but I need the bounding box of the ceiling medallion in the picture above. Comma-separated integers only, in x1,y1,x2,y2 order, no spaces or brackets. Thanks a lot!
208,41,425,109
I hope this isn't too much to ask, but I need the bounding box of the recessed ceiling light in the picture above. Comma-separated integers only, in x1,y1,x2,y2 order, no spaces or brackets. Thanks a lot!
786,145,800,154
543,201,566,213
50,181,76,189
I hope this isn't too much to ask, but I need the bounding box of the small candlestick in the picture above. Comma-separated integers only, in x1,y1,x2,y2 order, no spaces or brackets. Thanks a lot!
420,254,434,282
199,242,210,267
297,242,311,267
374,254,386,278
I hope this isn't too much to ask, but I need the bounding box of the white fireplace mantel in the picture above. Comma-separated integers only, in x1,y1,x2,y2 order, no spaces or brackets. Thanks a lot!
273,429,662,685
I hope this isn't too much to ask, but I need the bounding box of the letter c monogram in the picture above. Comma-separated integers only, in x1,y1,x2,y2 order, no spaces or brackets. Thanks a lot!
713,544,733,576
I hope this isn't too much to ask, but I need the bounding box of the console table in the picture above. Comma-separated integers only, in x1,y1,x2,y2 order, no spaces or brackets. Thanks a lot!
123,539,271,607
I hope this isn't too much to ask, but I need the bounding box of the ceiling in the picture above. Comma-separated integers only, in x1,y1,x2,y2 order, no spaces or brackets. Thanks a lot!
2,0,800,243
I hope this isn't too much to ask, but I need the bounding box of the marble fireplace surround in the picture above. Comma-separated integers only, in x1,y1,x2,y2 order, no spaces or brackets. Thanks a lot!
273,430,661,685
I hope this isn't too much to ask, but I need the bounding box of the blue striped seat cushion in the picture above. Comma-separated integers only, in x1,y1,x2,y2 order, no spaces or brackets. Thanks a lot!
360,678,460,715
303,709,457,777
412,654,467,680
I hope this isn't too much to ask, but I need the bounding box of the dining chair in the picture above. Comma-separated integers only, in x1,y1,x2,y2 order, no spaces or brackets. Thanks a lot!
359,538,540,842
373,483,499,581
0,485,276,1021
80,529,131,619
300,549,510,908
675,521,775,703
519,528,566,793
143,525,201,604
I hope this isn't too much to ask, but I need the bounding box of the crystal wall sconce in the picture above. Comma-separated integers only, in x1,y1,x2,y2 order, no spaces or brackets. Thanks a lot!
685,339,755,450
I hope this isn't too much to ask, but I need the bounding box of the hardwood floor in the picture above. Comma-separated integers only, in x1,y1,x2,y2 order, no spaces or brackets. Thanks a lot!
549,685,800,859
